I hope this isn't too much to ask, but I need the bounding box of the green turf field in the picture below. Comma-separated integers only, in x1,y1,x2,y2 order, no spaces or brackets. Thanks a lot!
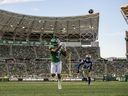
0,81,128,96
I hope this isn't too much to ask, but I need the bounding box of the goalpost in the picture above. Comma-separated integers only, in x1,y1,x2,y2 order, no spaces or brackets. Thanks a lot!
65,42,82,77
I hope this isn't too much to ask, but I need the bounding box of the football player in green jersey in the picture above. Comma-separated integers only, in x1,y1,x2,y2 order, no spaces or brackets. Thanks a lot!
49,36,66,89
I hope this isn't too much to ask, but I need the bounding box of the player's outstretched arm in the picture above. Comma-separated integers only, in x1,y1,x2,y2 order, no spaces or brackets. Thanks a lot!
60,42,67,57
61,50,67,57
50,45,62,53
77,61,84,73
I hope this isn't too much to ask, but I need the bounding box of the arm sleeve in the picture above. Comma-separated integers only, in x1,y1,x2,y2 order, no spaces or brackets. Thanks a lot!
77,60,84,71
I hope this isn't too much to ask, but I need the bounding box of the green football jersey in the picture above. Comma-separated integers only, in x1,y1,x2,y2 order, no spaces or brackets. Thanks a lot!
49,45,61,63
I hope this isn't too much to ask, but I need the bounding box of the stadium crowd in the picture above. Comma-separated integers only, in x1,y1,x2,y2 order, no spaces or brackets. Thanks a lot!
0,45,128,81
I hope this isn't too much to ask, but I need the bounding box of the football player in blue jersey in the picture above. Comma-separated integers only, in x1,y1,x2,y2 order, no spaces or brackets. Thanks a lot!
77,55,92,85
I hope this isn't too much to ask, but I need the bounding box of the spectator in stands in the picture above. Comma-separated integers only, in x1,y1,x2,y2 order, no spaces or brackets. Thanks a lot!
49,35,67,89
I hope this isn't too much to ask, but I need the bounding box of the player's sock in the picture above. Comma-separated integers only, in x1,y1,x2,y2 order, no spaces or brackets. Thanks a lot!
58,79,62,89
51,74,56,81
88,77,91,85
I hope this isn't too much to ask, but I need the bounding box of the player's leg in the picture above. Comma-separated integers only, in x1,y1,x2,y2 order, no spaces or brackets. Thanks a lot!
82,69,87,81
51,74,56,78
57,61,62,89
87,70,91,85
88,76,91,85
57,74,62,89
51,62,56,81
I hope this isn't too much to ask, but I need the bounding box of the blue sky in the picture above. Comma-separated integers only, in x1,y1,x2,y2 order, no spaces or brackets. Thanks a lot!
0,0,128,58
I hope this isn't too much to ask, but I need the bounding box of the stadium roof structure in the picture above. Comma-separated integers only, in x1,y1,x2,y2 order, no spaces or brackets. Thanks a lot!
0,9,99,45
121,4,128,24
121,4,128,59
